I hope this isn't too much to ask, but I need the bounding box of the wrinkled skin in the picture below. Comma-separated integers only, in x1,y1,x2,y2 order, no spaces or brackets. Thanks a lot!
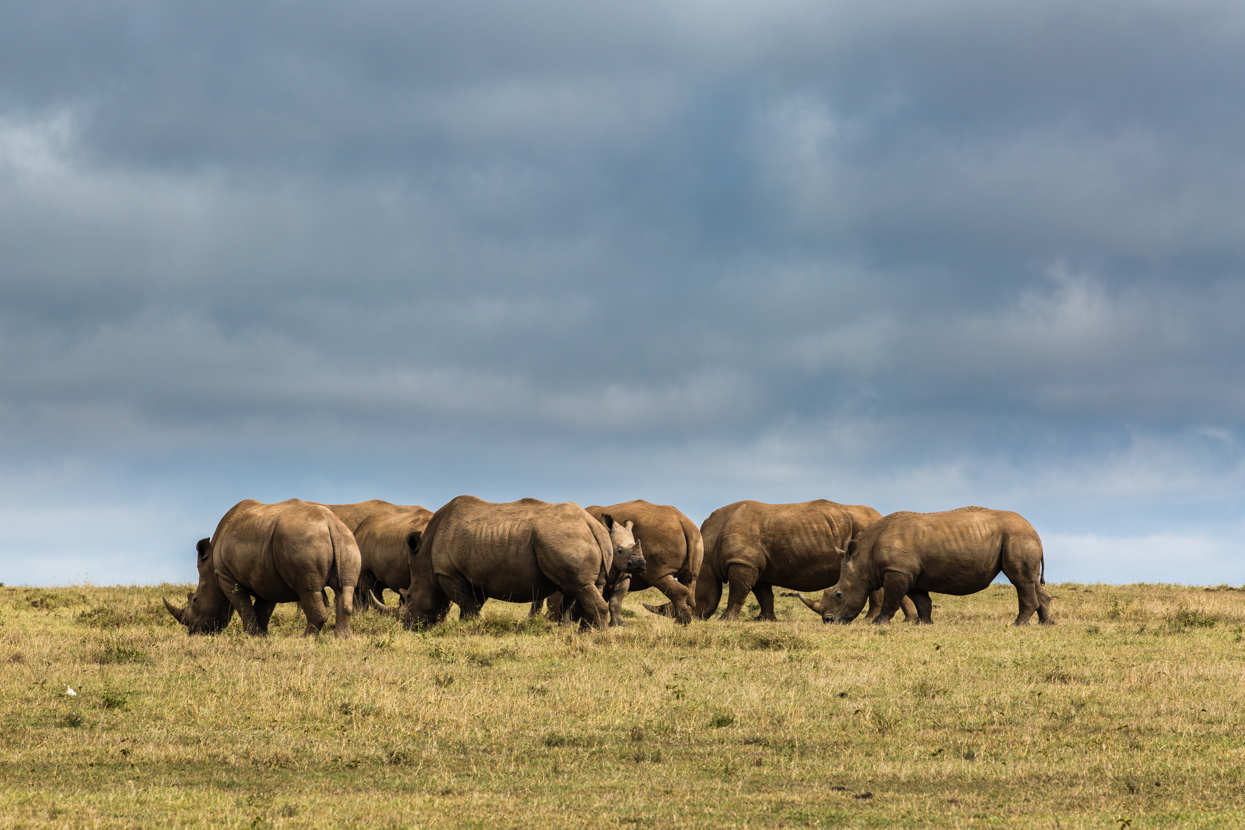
538,512,648,626
820,507,1053,626
325,501,433,609
377,496,616,630
163,499,361,637
659,500,914,622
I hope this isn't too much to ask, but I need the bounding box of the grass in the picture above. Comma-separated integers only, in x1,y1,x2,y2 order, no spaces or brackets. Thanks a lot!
1,582,1244,828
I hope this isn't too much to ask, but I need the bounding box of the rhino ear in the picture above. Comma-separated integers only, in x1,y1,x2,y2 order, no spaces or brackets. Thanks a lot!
844,540,858,562
406,531,422,554
624,520,634,531
196,538,212,561
600,514,615,530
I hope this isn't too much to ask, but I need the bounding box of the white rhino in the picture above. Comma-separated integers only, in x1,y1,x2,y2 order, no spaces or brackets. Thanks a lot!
163,499,361,637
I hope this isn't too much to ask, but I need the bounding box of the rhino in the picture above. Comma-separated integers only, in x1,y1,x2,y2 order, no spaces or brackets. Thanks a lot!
538,511,648,626
819,506,1052,626
371,495,635,630
657,499,914,622
324,500,433,609
163,499,362,637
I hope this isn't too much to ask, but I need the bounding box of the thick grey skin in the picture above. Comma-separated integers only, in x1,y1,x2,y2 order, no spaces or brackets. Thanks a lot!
586,502,702,626
162,499,361,637
383,496,617,630
821,507,1053,626
325,501,433,608
656,500,913,622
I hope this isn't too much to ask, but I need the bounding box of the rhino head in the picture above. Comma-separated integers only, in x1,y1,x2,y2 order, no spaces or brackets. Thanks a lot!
600,514,646,576
819,540,871,624
163,538,234,635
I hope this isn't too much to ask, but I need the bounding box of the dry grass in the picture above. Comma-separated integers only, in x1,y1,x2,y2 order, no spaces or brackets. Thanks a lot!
2,581,1245,828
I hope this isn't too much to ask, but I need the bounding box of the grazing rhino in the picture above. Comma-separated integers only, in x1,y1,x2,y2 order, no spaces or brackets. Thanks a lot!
663,500,914,622
163,499,361,637
819,507,1052,626
324,500,433,609
371,496,633,630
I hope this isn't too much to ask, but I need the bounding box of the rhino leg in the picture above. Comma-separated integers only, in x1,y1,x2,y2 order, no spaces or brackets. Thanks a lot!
1036,581,1053,624
608,576,631,626
720,564,759,622
908,590,934,624
297,590,329,635
648,574,693,625
225,587,265,636
563,583,609,630
254,599,277,634
332,586,355,638
437,573,484,620
873,571,913,624
752,583,777,621
1011,580,1046,625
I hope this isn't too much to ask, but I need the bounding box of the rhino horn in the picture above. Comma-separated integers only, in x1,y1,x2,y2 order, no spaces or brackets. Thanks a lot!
643,601,674,618
781,592,823,615
163,597,187,625
368,590,399,617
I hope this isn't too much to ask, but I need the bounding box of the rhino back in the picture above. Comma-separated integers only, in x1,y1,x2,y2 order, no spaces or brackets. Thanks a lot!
213,500,337,603
719,500,860,592
425,496,583,600
867,508,1029,594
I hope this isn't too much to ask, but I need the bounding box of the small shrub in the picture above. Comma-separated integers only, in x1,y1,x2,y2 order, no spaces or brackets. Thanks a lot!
61,712,85,728
1167,608,1217,632
97,639,148,665
100,691,128,710
428,644,456,663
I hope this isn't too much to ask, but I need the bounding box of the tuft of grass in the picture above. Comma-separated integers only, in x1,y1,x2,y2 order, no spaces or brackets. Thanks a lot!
708,712,736,728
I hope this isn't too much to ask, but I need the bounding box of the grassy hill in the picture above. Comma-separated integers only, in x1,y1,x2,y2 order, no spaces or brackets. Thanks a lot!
1,582,1243,828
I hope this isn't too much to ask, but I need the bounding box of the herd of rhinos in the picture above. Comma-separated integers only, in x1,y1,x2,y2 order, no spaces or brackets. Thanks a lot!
162,496,1054,638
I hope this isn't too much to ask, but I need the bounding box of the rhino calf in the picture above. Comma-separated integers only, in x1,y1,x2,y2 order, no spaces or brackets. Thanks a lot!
821,506,1052,626
163,499,362,637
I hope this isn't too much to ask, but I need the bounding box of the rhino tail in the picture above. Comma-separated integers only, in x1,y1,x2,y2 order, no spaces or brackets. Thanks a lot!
327,517,358,616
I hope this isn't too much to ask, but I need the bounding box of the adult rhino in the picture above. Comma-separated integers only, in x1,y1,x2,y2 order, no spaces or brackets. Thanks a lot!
163,499,361,637
819,507,1052,626
324,500,433,609
654,500,914,622
371,496,636,630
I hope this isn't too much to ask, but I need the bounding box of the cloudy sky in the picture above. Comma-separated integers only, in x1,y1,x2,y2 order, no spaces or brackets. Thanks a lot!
3,0,1244,586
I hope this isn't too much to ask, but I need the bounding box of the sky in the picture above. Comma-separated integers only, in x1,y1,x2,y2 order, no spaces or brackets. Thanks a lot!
2,0,1244,587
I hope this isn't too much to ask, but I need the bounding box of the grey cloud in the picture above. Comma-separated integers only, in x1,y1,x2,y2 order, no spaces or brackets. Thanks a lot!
3,1,1245,584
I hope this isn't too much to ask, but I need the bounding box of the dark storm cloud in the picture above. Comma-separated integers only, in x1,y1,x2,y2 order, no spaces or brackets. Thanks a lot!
3,0,1245,584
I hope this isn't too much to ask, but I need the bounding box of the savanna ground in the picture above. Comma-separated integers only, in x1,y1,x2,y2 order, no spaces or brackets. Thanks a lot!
1,582,1244,829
